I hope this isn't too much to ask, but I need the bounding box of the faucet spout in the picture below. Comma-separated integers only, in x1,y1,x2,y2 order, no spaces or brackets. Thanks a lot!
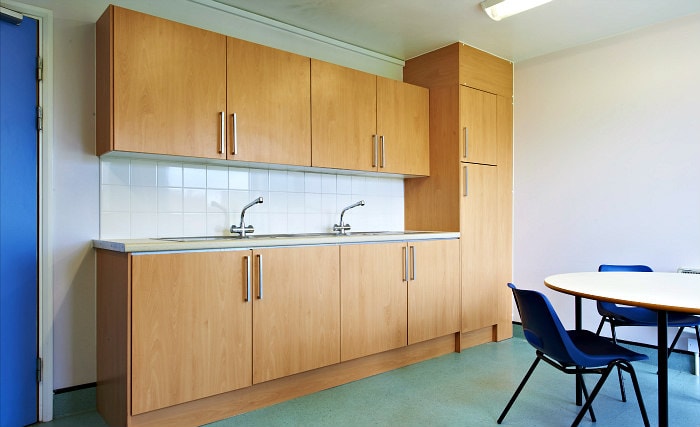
333,200,365,235
230,196,263,237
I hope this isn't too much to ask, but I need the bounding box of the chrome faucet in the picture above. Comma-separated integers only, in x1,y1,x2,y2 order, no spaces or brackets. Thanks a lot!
333,200,365,235
230,196,263,237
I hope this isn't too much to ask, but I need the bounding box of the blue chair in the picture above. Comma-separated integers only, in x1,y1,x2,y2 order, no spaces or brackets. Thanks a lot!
596,264,700,401
498,284,649,427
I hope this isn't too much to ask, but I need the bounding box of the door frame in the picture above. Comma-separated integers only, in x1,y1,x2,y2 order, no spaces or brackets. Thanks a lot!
2,0,54,421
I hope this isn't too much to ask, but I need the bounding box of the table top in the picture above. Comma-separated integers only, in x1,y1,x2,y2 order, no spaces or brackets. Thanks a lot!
544,272,700,314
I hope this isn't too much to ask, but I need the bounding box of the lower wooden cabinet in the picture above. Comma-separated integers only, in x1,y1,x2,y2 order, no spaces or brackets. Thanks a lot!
131,251,252,415
340,239,460,361
251,246,340,383
96,239,457,424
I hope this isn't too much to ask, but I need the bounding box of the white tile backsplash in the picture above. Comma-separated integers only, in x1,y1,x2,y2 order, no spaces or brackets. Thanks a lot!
99,158,405,239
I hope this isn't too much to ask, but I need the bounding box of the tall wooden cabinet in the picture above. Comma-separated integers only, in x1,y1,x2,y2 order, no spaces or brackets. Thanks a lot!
403,42,514,346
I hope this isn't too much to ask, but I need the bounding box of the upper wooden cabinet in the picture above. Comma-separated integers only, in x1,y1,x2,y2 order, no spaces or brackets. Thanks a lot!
227,38,311,166
403,42,512,97
311,59,429,175
96,6,227,158
460,86,498,165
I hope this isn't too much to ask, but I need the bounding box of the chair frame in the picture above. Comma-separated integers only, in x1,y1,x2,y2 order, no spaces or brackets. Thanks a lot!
596,264,700,402
499,284,650,427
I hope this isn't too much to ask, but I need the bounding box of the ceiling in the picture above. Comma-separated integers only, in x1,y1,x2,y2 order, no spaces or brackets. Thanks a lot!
211,0,700,62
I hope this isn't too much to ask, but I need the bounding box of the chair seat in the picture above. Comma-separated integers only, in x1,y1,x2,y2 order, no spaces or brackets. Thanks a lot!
568,330,649,366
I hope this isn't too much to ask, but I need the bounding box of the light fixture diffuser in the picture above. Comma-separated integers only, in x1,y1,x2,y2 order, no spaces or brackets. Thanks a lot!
480,0,553,21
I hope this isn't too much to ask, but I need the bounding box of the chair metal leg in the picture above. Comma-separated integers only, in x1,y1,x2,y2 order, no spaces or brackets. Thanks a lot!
608,323,627,402
497,357,541,424
576,372,596,422
571,364,616,427
622,360,651,427
595,317,607,335
667,327,685,359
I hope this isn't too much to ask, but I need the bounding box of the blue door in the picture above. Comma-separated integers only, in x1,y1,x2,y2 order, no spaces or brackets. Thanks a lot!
0,10,39,427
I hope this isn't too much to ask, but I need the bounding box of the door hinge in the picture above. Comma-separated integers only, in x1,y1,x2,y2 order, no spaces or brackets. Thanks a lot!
36,357,43,383
37,56,43,81
37,106,43,131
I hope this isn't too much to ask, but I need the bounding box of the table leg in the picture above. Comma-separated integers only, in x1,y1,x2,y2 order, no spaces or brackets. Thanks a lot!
658,310,668,427
575,296,582,406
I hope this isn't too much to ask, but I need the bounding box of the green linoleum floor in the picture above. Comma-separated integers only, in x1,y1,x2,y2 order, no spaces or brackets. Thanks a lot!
36,336,700,427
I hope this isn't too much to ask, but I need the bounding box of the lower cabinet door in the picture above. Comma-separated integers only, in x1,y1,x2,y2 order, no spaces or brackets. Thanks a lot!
252,246,340,383
340,243,408,361
407,239,461,345
130,251,252,414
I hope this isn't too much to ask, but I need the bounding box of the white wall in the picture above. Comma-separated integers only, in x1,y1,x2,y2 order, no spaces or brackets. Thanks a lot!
514,14,700,346
14,0,404,390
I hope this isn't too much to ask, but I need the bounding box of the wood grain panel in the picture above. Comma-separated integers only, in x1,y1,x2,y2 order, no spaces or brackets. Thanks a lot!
403,43,459,89
96,249,130,427
404,85,461,232
408,239,461,344
460,164,500,332
311,59,376,171
95,7,114,156
128,334,456,427
459,43,513,98
112,6,226,158
340,243,407,361
227,38,311,166
496,95,514,340
252,246,340,383
131,251,252,414
376,77,430,176
460,86,498,165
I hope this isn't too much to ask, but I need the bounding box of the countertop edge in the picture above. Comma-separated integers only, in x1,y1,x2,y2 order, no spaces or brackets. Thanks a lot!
93,232,460,253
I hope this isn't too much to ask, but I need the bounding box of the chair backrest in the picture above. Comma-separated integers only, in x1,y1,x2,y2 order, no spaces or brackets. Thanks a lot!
598,264,653,272
508,283,580,366
597,265,653,314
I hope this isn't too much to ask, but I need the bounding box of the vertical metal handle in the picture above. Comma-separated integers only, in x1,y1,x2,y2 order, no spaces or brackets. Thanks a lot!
232,113,238,155
463,127,469,159
380,135,385,168
403,246,408,282
463,165,468,197
372,135,378,168
244,255,251,302
219,111,225,154
410,245,416,281
256,254,263,299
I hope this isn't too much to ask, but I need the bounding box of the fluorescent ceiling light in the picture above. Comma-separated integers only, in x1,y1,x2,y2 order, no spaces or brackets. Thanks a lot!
480,0,553,21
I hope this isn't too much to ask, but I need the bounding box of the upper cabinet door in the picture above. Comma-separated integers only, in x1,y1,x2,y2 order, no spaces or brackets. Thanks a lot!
109,6,227,158
311,59,377,172
227,38,311,166
459,86,497,165
376,77,430,176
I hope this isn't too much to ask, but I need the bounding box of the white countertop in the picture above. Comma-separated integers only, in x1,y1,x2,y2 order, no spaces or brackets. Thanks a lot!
93,231,460,253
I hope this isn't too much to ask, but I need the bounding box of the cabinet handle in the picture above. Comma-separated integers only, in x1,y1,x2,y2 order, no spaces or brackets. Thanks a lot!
403,246,408,282
219,111,225,154
463,165,468,197
463,127,469,159
410,245,416,281
244,255,251,302
372,134,378,168
232,113,238,155
256,254,263,299
380,135,385,168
